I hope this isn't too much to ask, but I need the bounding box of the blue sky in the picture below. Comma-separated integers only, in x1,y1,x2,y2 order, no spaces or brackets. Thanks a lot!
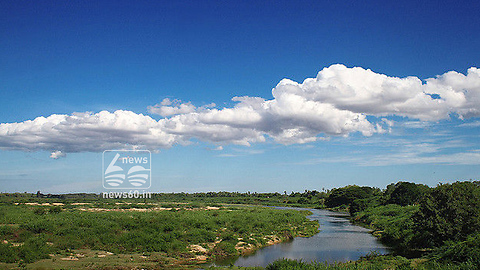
1,0,479,193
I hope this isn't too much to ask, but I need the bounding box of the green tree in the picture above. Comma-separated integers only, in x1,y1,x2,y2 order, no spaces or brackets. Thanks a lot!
325,185,379,209
385,181,430,206
413,181,480,248
349,196,380,215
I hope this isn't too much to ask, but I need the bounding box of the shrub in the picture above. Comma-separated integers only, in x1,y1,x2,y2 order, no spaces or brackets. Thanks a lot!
266,259,309,270
49,206,62,214
18,235,52,263
430,232,480,266
0,243,19,263
211,241,237,258
33,208,46,215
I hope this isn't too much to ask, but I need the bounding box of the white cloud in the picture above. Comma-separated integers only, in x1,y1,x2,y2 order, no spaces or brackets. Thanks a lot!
296,65,480,121
299,135,479,166
148,98,197,117
401,121,432,129
50,150,65,159
459,121,480,127
0,110,178,153
1,64,480,155
363,150,480,166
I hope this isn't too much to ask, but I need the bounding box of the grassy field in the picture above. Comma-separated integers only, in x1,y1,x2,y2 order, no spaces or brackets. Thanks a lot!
0,198,318,269
2,181,479,269
0,190,327,208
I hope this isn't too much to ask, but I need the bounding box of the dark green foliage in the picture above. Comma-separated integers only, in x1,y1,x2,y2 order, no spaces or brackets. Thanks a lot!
430,232,480,266
0,234,55,264
325,185,379,209
211,242,237,258
49,206,62,214
33,208,46,215
413,181,480,248
264,256,418,270
18,235,52,263
0,243,18,263
385,182,429,206
349,196,381,215
266,259,311,269
350,180,480,269
184,228,216,243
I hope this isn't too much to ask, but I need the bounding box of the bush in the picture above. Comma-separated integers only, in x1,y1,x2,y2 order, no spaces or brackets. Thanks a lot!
210,241,237,258
266,259,309,270
18,235,52,263
430,232,480,266
0,243,19,263
33,208,46,215
49,206,62,214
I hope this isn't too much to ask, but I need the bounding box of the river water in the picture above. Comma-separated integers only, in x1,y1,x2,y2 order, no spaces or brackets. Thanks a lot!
216,207,390,267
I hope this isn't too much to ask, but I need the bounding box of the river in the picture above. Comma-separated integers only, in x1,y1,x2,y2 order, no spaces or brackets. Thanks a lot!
215,207,390,267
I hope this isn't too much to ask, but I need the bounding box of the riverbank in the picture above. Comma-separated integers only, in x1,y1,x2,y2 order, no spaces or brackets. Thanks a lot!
319,181,480,269
0,200,318,269
218,208,389,268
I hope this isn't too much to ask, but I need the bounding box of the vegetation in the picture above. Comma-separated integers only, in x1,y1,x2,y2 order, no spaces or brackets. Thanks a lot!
0,190,328,208
1,180,479,269
324,185,380,211
0,201,318,268
260,254,478,270
413,181,480,249
328,180,480,269
384,182,429,206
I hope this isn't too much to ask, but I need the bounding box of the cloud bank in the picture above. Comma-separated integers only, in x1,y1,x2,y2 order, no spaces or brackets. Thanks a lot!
1,64,479,157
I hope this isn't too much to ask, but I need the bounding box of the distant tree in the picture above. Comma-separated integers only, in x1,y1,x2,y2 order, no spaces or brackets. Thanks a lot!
297,197,308,204
325,185,379,208
349,196,381,215
385,181,430,206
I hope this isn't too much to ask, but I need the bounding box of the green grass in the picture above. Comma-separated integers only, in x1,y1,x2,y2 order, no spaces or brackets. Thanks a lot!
0,202,318,267
255,256,479,270
351,204,419,251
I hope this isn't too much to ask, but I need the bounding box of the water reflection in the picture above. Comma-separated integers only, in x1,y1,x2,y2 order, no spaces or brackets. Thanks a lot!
225,207,390,267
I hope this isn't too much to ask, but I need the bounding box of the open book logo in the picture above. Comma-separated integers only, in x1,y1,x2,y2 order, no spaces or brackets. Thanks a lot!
102,150,151,189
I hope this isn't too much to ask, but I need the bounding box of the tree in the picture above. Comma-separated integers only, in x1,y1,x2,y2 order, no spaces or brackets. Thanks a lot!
349,196,381,215
325,185,379,209
385,181,429,206
413,181,480,248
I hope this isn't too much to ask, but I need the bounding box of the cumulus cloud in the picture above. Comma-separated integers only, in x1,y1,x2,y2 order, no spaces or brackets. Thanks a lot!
147,98,216,117
148,98,197,117
0,110,178,153
1,64,479,154
286,65,480,121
